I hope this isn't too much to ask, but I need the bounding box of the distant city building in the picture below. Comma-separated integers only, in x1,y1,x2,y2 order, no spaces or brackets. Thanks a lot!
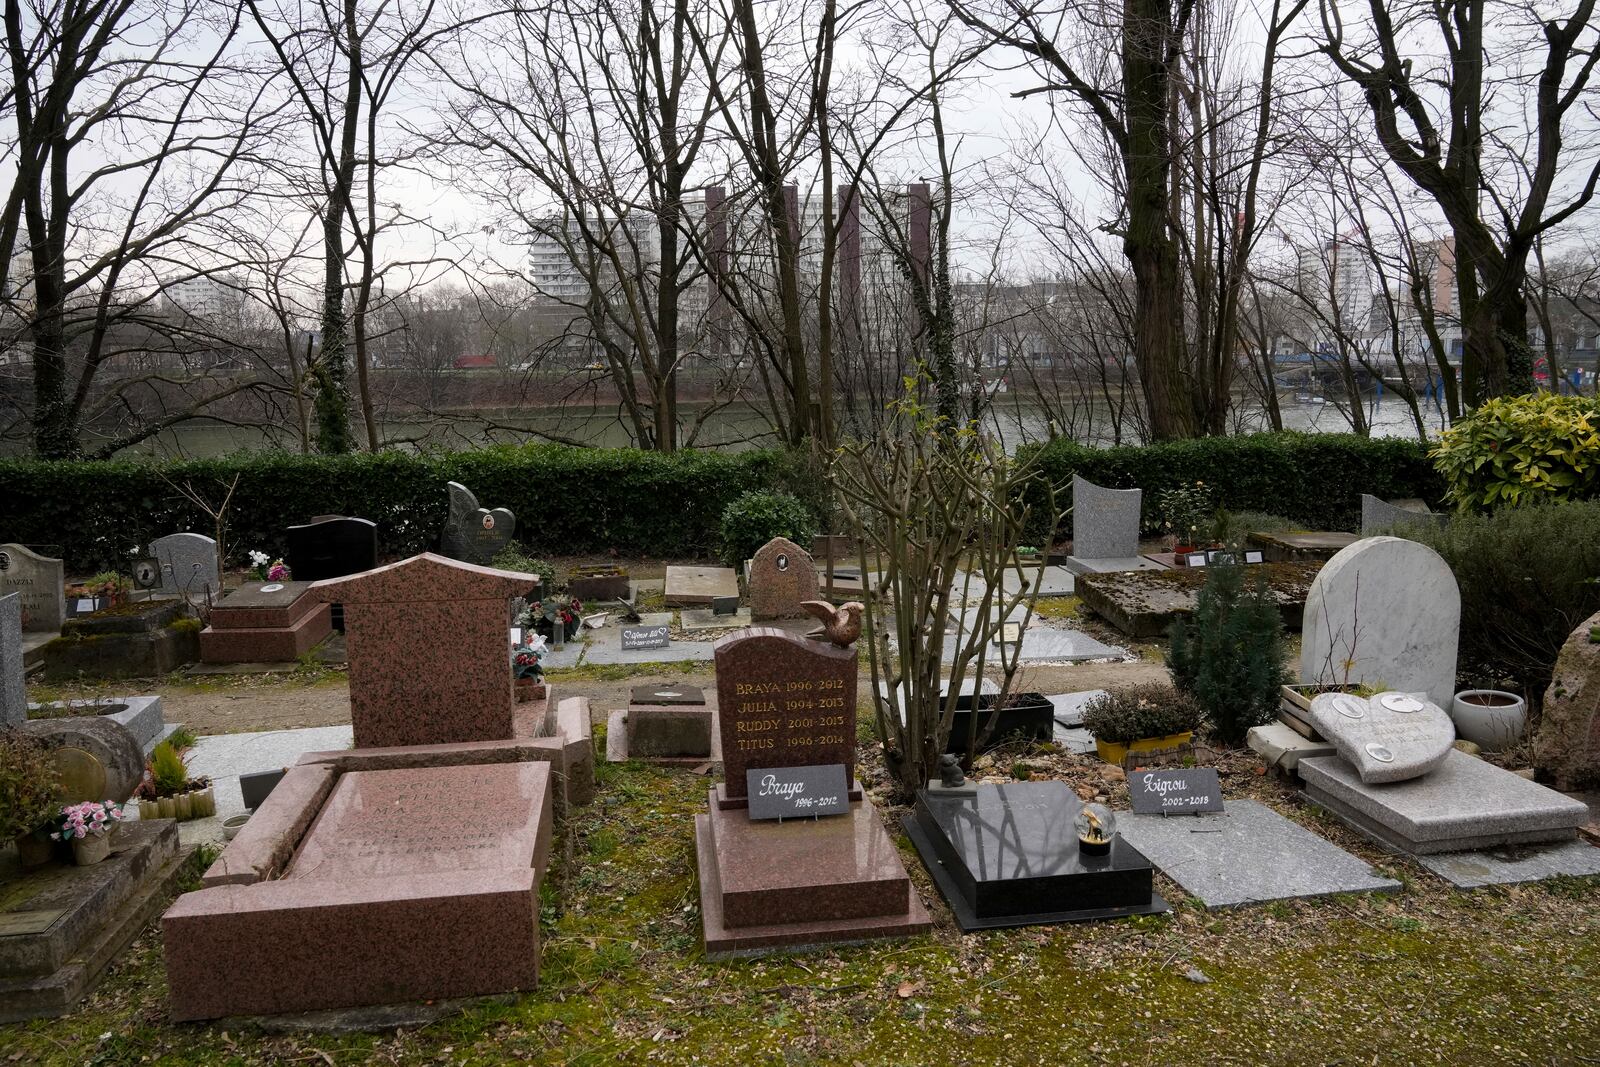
163,274,244,324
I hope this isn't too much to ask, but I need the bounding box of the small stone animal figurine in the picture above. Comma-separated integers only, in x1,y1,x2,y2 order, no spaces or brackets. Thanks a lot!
938,753,966,788
800,600,865,647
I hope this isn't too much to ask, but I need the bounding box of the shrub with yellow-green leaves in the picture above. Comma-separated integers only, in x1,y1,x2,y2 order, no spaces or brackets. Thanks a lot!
1431,393,1600,509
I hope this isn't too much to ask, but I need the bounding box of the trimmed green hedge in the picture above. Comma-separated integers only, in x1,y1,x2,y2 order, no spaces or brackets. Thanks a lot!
1020,432,1443,543
1,433,1442,572
0,446,825,572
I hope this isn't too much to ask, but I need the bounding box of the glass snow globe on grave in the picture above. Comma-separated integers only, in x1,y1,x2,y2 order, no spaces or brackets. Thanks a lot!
903,775,1167,931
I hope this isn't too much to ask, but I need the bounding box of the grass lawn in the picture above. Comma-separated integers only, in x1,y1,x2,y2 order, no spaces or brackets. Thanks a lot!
5,724,1599,1066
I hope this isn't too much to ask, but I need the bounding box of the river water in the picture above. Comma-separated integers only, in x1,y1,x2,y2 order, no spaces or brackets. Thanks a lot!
102,391,1447,458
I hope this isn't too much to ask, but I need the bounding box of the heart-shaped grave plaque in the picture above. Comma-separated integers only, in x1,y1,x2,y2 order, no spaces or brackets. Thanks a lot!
1308,691,1455,784
440,481,516,565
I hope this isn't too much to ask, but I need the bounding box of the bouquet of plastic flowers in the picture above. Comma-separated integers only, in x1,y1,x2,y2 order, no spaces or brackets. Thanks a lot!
512,633,547,682
51,800,128,841
248,551,290,582
523,596,584,640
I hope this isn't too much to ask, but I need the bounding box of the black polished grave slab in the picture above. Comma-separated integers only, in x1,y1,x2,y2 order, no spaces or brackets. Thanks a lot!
903,781,1167,931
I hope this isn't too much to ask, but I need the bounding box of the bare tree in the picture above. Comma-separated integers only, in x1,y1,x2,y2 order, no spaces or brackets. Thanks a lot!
0,0,282,458
1316,0,1600,405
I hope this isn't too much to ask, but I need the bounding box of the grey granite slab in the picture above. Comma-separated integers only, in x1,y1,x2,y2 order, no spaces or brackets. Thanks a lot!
1246,721,1336,773
932,625,1123,665
1052,724,1096,754
1118,799,1401,908
1300,750,1590,853
680,607,753,631
1,593,22,727
186,724,353,817
1062,555,1167,575
582,638,715,665
1047,690,1105,728
1000,566,1076,598
1415,839,1600,888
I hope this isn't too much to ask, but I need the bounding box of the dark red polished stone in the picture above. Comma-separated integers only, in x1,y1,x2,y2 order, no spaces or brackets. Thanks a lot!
695,789,931,957
713,628,856,801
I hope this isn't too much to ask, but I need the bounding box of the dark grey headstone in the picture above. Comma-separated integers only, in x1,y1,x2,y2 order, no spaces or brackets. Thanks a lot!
629,684,705,706
621,623,671,651
240,767,287,811
286,516,378,581
439,482,515,565
1128,767,1224,815
745,764,851,820
711,594,740,616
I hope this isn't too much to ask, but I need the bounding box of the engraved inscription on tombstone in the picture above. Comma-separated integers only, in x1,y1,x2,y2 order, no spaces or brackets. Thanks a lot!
0,543,66,632
714,628,856,800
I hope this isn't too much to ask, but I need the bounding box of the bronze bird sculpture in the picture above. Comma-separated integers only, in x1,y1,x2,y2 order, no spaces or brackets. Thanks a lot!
800,600,865,647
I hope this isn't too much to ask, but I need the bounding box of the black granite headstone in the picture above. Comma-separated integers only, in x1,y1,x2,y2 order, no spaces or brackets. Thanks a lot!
286,516,378,582
286,516,377,631
903,781,1167,930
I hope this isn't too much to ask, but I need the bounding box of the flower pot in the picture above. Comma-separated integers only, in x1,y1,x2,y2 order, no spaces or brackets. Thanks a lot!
14,832,53,869
946,692,1055,754
138,799,160,821
157,796,176,819
192,787,215,818
222,814,250,841
175,793,193,820
72,833,111,866
1094,731,1195,767
1450,690,1527,752
515,679,547,702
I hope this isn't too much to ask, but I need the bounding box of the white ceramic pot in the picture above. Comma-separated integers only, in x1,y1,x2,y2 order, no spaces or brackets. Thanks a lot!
1450,690,1527,751
72,832,111,866
221,814,250,841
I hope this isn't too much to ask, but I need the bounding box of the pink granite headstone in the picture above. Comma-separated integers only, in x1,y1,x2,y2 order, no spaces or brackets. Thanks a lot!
310,553,539,747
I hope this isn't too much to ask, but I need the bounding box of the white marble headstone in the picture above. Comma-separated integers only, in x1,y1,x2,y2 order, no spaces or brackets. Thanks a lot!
1308,691,1455,783
1300,536,1459,708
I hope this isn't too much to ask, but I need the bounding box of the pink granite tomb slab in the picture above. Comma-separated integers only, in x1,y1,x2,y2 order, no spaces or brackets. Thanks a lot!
289,763,551,880
695,789,931,957
309,553,540,747
714,628,856,802
164,761,553,1020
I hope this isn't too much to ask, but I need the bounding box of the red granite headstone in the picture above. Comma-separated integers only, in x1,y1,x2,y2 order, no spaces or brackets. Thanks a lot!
309,553,539,748
714,628,855,801
747,537,820,620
